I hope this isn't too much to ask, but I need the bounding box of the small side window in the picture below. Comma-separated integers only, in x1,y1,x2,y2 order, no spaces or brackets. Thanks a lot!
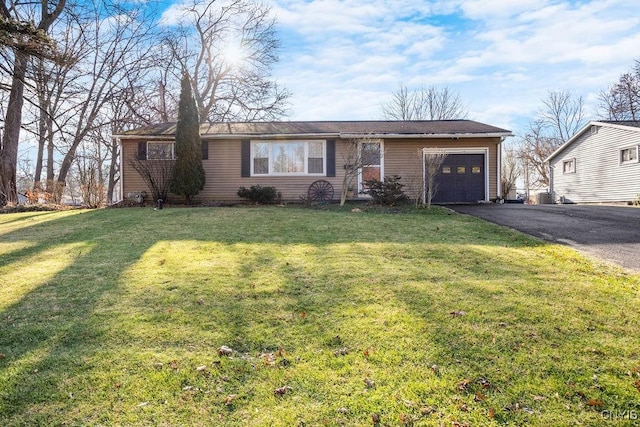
456,166,466,174
621,146,638,164
562,159,576,174
471,166,481,174
442,166,451,174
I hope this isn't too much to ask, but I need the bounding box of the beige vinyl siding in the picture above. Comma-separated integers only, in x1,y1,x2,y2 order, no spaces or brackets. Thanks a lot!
383,138,500,200
122,138,347,202
549,126,640,203
121,136,500,203
121,141,152,198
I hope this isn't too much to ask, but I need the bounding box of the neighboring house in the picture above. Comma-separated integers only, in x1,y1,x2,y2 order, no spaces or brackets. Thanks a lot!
546,121,640,204
113,120,512,204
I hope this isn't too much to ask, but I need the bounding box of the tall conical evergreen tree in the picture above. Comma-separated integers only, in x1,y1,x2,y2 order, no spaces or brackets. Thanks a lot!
170,73,205,205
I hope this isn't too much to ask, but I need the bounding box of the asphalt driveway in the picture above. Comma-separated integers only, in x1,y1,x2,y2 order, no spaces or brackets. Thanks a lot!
449,204,640,272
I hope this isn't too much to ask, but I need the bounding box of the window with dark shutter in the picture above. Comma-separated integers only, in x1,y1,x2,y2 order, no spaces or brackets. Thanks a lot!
241,140,250,177
201,140,209,160
137,142,147,160
326,139,336,177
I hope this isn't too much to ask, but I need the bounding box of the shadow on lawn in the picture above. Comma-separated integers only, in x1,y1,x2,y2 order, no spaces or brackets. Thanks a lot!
0,210,159,422
0,207,547,423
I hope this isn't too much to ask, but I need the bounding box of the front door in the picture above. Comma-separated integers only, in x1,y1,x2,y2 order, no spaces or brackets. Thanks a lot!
358,141,383,193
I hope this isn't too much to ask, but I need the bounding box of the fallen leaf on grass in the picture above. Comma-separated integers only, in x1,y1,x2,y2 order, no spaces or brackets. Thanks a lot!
450,310,466,317
635,380,640,392
218,346,234,356
372,412,381,424
137,402,149,407
532,395,546,401
196,365,207,372
0,353,5,360
474,391,486,402
456,379,471,391
586,399,604,407
364,378,375,389
334,347,349,356
258,353,277,366
274,386,292,396
478,377,491,389
224,394,238,405
153,362,163,370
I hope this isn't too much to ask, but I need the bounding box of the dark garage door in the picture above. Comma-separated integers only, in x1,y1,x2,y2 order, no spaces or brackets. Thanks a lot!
432,154,485,203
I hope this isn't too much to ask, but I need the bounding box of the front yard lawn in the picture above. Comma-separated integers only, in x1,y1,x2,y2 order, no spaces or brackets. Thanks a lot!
1,206,639,426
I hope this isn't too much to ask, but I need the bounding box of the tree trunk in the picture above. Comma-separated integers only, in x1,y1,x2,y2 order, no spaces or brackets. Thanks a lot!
45,131,55,194
106,139,119,204
0,50,28,205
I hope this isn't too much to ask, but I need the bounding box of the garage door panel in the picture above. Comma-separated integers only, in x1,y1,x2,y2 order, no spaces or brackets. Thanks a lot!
432,154,485,203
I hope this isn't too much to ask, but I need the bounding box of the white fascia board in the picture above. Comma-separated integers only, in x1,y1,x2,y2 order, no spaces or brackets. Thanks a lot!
544,122,592,164
340,132,512,139
113,135,176,140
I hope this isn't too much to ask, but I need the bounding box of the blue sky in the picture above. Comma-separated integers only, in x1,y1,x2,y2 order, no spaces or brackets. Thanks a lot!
229,0,640,136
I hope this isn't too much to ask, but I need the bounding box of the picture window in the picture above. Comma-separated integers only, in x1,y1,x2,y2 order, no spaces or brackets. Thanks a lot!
147,142,175,160
251,140,326,176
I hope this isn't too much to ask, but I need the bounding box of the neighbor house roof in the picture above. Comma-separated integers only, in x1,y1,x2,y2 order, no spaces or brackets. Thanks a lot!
113,120,512,140
545,120,640,163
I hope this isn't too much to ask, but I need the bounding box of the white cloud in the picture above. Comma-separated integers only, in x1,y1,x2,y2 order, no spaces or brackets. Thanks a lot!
264,0,640,131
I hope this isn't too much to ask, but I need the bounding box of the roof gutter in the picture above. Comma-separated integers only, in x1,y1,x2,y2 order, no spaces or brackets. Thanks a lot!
114,132,513,140
340,132,513,139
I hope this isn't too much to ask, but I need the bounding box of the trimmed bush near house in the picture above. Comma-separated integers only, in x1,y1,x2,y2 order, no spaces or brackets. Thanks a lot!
364,175,408,206
237,185,279,204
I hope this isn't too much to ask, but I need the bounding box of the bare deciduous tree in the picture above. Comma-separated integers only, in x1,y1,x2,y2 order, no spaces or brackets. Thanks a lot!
130,159,175,202
501,145,520,199
0,0,66,205
597,60,640,121
423,148,447,209
48,1,158,202
381,84,468,121
516,90,586,188
165,0,289,122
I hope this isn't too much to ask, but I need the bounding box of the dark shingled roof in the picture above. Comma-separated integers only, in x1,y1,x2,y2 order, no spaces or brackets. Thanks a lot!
600,120,640,129
115,120,512,138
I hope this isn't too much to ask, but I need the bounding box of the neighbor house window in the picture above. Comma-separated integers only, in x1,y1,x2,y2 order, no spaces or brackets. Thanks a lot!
251,140,325,176
620,146,638,164
563,158,576,174
147,141,175,160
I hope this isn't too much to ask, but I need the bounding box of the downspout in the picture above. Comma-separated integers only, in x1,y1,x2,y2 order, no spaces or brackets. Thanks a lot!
118,138,124,202
497,138,503,201
548,163,554,203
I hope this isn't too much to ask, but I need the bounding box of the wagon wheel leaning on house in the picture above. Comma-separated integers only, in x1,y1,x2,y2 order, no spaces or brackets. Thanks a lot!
308,180,334,203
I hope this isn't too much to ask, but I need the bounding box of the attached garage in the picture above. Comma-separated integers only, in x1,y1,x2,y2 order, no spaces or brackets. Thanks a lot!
427,149,489,204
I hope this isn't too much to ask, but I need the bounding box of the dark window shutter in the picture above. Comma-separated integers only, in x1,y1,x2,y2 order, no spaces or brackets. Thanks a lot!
241,140,250,177
201,140,208,160
326,139,336,177
137,142,147,160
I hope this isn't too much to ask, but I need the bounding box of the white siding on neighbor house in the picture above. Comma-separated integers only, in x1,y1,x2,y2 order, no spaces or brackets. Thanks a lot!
549,125,640,203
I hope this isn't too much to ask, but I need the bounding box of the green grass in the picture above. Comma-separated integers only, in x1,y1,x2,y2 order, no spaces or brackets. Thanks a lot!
1,205,639,426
